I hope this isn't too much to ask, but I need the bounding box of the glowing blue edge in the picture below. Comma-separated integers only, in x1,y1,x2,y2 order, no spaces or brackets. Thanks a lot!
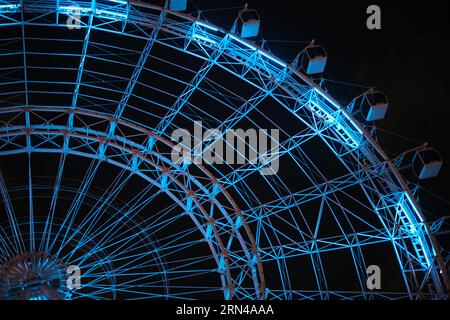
192,34,217,44
313,88,364,136
196,21,218,32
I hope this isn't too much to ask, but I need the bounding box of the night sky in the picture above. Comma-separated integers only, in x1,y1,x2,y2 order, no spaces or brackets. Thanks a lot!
185,0,450,218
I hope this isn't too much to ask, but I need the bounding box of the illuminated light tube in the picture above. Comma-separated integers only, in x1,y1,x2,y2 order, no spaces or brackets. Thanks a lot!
399,202,432,267
314,88,363,135
403,191,436,258
336,123,359,148
405,192,424,223
95,9,127,19
309,100,335,123
310,100,360,148
229,34,286,67
59,5,90,13
340,110,363,135
108,0,127,4
418,237,432,267
399,203,418,233
314,87,340,110
229,34,257,51
0,4,20,9
335,118,361,148
258,50,286,68
192,34,217,44
196,21,218,32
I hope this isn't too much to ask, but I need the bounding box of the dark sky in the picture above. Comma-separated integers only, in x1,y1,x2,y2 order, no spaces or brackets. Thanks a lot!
187,0,450,212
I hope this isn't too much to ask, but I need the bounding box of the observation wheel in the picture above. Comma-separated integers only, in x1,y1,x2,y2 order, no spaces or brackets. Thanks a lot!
0,0,448,300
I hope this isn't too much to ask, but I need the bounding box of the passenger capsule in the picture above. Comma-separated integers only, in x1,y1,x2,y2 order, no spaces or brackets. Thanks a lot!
169,0,187,11
236,8,260,38
305,45,327,75
413,148,443,180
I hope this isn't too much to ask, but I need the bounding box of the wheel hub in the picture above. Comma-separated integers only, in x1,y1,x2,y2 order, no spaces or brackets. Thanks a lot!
0,252,70,300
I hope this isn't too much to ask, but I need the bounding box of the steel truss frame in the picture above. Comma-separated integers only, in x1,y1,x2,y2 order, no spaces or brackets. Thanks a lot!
0,0,447,299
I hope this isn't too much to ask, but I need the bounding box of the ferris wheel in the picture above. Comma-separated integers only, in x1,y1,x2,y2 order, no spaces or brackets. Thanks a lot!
0,0,448,300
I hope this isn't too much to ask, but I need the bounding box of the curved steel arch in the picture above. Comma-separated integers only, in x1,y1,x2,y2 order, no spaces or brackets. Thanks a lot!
0,106,265,299
0,0,447,299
